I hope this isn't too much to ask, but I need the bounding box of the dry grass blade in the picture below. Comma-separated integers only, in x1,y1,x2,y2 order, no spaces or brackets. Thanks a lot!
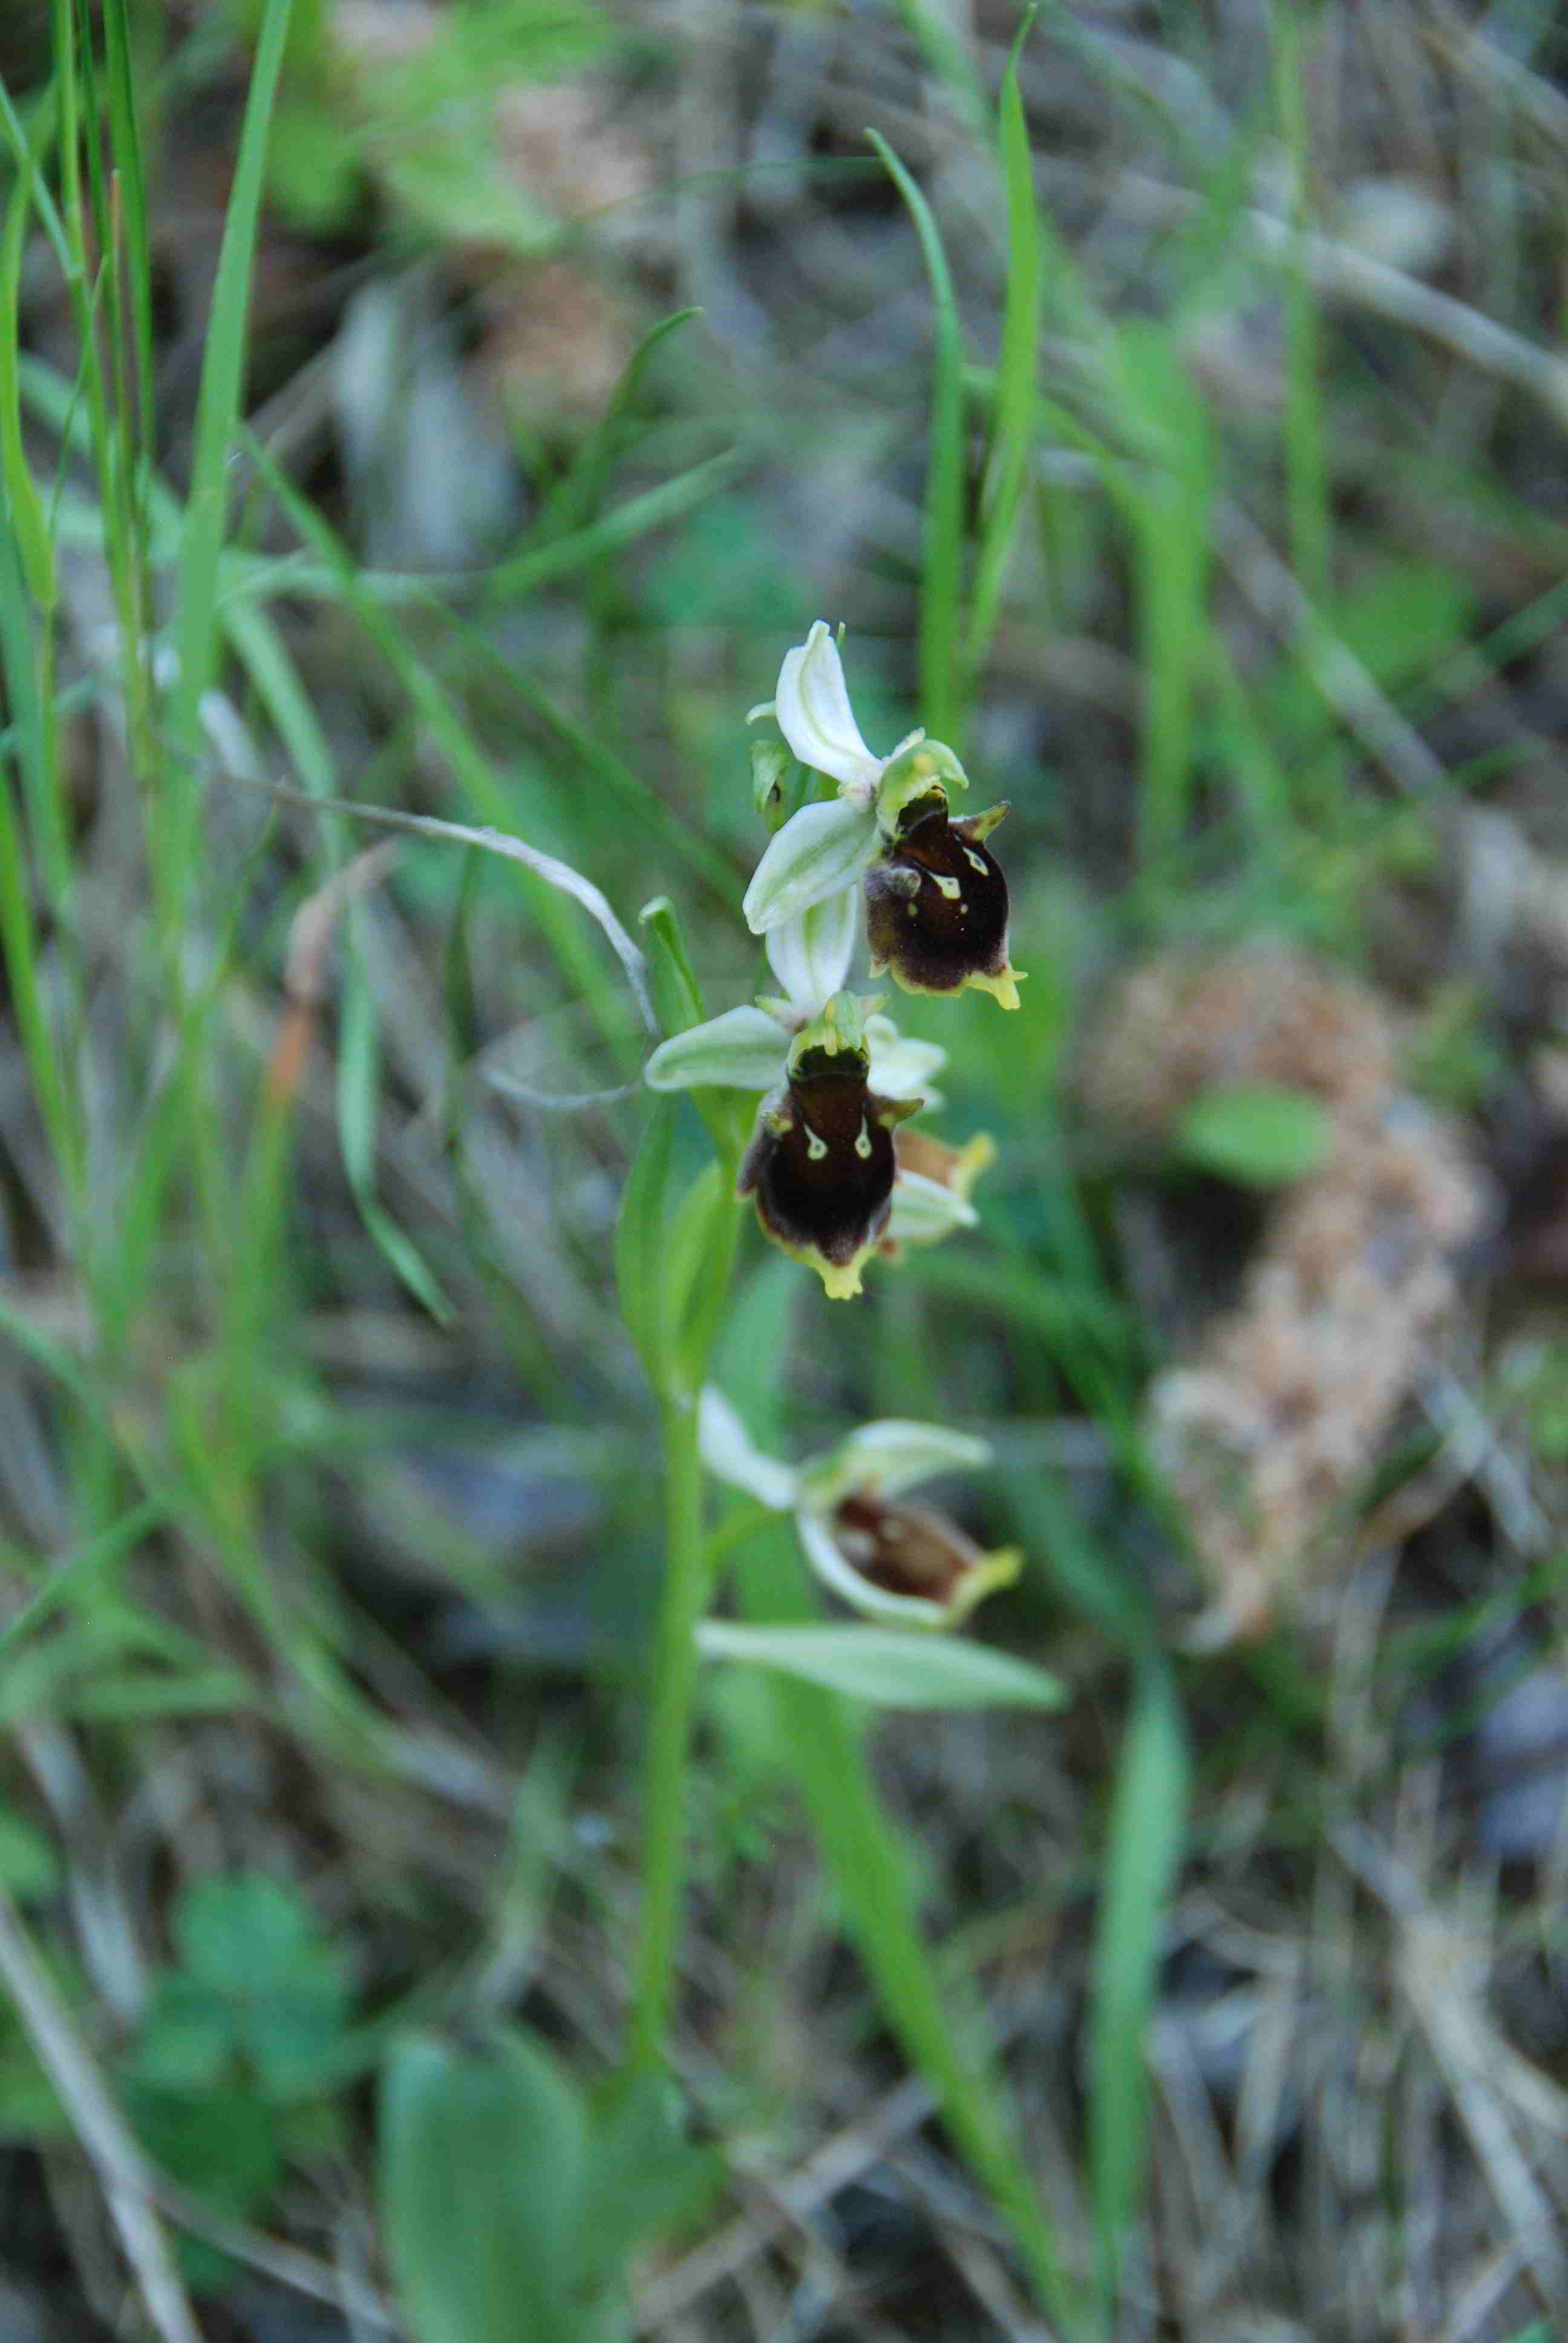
220,772,658,1035
0,1888,203,2343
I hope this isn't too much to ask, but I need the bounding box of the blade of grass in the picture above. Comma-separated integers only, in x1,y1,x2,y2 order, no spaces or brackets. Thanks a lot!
965,12,1041,692
1108,323,1212,909
162,0,295,913
99,0,155,456
338,896,457,1325
867,131,967,750
0,1500,167,1657
0,528,80,1201
1087,1653,1189,2317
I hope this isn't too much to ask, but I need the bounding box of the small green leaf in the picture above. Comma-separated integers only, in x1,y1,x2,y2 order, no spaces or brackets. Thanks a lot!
170,1873,350,2094
176,1874,313,1985
697,1622,1065,1711
381,2028,589,2343
123,1975,232,2093
1174,1084,1330,1187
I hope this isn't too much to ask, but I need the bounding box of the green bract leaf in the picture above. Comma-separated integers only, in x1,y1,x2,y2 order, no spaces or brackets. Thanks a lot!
639,896,705,1034
751,739,791,827
380,2028,591,2343
1174,1084,1331,1187
742,798,879,935
644,1005,786,1093
696,1622,1065,1711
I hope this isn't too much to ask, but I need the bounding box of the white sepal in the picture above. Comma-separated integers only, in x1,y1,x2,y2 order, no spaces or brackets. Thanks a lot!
886,1170,977,1244
698,1388,799,1510
644,1004,787,1092
864,1015,946,1106
802,1420,991,1509
795,1504,953,1628
773,620,885,796
741,797,879,935
765,886,860,1015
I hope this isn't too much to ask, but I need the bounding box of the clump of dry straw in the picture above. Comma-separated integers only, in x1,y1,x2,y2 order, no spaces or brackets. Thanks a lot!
1086,945,1489,1641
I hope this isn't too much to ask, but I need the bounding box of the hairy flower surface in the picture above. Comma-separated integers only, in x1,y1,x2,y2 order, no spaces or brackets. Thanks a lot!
737,1000,919,1299
699,1394,1021,1627
865,794,1022,1008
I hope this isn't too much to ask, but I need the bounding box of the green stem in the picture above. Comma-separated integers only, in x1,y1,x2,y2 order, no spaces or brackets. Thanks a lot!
627,1387,711,2069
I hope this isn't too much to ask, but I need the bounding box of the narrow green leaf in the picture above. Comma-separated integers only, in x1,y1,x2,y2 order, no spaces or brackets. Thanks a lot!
338,905,455,1323
1088,1657,1189,2309
697,1621,1066,1711
0,146,54,613
616,1099,679,1392
164,0,296,871
541,307,704,539
671,1164,743,1395
100,0,155,451
967,11,1040,683
0,1499,165,1656
866,131,967,747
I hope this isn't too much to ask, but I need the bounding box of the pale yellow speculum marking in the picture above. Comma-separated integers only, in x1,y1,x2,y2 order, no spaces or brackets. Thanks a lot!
932,873,962,902
806,1130,828,1161
963,848,988,875
854,1122,872,1160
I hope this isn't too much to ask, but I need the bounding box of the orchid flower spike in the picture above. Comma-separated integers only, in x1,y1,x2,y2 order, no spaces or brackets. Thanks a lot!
699,1391,1021,1628
743,624,1024,1009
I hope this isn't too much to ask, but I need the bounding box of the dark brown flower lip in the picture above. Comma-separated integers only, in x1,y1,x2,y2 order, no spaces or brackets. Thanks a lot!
814,1487,1021,1621
864,802,1022,1006
737,1058,920,1298
832,1490,988,1606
